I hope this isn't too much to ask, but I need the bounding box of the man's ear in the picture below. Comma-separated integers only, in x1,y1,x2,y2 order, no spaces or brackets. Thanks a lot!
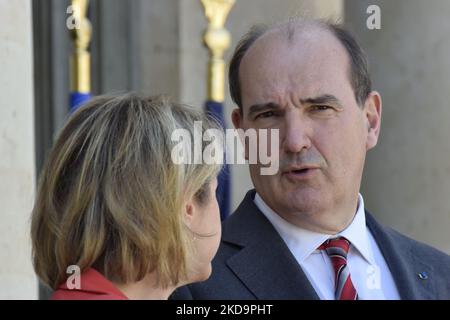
231,107,250,160
364,91,382,151
231,108,243,129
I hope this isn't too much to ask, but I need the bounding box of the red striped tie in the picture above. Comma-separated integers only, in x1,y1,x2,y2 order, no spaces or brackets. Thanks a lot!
318,237,358,300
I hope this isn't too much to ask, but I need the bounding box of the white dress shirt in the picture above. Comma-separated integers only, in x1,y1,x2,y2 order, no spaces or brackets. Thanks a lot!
254,193,401,300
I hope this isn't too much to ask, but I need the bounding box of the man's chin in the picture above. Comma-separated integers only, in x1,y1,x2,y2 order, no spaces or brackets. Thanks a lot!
282,190,328,214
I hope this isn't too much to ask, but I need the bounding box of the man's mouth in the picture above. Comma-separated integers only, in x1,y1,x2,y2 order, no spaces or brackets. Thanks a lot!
291,168,311,174
282,166,320,180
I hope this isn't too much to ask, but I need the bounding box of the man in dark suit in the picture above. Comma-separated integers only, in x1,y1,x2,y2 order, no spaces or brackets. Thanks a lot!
174,18,450,300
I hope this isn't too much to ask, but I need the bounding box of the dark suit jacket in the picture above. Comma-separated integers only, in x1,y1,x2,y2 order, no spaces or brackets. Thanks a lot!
173,189,450,300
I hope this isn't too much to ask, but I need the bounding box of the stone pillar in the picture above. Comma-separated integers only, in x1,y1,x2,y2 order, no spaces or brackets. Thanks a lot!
346,0,450,253
0,0,38,299
135,0,181,100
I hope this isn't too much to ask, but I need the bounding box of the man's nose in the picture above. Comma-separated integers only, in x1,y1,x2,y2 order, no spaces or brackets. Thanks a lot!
282,115,312,154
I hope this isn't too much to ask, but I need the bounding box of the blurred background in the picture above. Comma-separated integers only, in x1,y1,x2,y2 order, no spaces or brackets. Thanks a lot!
1,0,449,299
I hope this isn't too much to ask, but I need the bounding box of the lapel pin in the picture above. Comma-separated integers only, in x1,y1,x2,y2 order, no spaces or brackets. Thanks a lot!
418,272,428,280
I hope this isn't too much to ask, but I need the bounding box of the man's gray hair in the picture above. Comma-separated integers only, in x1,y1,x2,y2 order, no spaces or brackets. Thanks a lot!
228,18,372,111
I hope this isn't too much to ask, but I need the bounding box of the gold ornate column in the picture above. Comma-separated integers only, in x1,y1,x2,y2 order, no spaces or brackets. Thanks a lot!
201,0,235,102
69,0,92,102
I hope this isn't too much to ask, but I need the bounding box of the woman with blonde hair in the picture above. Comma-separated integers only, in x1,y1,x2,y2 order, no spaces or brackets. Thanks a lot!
31,93,223,299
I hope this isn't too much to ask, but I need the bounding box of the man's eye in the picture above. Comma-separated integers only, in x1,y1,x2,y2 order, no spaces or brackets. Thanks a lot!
255,111,276,119
311,105,332,111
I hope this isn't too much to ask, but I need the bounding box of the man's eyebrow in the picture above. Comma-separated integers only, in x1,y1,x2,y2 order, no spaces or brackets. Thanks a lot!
246,95,343,117
247,102,280,118
300,94,343,107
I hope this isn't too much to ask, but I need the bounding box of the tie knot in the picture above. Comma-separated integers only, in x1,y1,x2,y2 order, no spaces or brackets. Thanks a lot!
318,236,351,256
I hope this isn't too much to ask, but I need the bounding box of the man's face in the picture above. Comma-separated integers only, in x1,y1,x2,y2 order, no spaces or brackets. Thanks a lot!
233,29,381,233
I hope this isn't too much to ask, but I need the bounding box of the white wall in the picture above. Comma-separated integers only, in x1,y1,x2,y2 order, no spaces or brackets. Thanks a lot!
0,0,38,299
346,0,450,254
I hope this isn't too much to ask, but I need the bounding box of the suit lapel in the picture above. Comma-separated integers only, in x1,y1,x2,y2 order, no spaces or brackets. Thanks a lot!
221,193,437,299
222,190,319,300
366,211,435,299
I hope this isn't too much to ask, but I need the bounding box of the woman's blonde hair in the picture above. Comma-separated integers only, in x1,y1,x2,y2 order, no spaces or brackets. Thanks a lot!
31,93,222,290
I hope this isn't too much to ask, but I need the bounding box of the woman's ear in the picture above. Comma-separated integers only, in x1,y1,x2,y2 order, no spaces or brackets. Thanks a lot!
364,91,382,151
183,201,195,227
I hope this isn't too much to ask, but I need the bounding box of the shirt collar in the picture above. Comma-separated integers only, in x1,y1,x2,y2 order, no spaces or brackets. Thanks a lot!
254,193,375,265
